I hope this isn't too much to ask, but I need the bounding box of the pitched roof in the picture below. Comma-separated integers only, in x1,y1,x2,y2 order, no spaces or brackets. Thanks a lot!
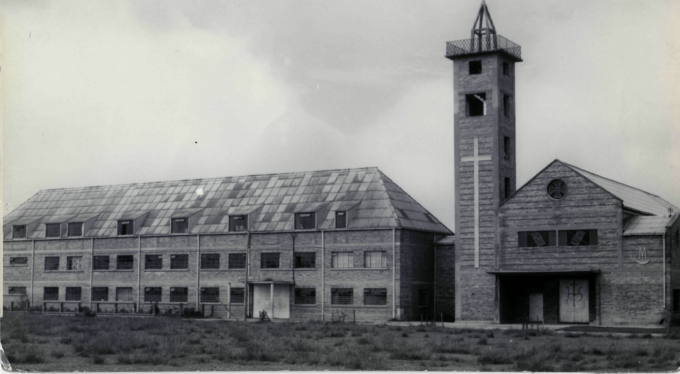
622,215,678,236
3,167,452,239
436,235,456,245
562,161,679,217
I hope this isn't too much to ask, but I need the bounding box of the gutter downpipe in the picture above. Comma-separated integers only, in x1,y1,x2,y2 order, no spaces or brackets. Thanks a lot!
31,240,35,307
663,232,666,310
137,236,141,312
433,233,437,320
90,238,94,310
392,228,396,320
321,231,325,321
245,232,250,321
197,234,200,309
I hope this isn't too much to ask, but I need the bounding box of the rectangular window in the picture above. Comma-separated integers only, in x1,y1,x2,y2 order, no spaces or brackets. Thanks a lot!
261,253,280,269
230,288,245,304
364,251,387,268
295,288,316,305
145,287,162,302
418,289,428,307
465,93,486,117
117,255,134,270
673,289,680,312
294,252,316,268
9,257,28,266
93,256,109,270
229,215,248,232
91,287,108,302
66,287,82,301
13,225,27,239
46,223,61,238
201,254,220,269
170,287,188,302
44,287,59,301
503,95,510,117
170,254,189,269
504,177,512,199
116,287,133,302
335,211,347,229
118,221,134,236
45,256,60,270
364,288,387,305
67,256,82,270
559,230,598,246
145,255,162,270
8,287,27,295
171,218,189,234
201,287,219,303
331,252,354,268
68,222,83,237
331,288,353,305
295,212,316,230
469,60,482,74
518,231,557,247
504,136,511,160
228,253,246,269
503,61,510,76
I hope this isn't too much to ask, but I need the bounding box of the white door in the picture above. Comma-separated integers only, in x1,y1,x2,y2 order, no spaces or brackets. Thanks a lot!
253,284,290,319
529,293,543,322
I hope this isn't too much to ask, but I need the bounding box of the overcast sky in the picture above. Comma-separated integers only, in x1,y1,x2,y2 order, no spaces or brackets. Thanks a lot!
2,0,679,231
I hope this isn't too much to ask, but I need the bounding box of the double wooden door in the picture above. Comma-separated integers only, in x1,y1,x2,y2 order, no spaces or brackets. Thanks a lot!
559,279,589,323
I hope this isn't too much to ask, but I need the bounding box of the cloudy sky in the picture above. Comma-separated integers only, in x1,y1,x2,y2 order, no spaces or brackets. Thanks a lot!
2,0,679,231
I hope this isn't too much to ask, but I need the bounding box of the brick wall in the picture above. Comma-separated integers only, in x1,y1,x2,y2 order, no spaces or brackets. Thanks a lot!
435,244,455,321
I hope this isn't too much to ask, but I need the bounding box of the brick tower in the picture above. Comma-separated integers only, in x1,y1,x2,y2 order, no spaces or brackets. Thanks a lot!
445,1,522,321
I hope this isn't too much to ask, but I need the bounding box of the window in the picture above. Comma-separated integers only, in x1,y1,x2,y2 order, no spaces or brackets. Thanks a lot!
117,255,134,270
116,287,133,302
228,253,246,269
46,223,61,238
145,255,162,270
518,231,557,247
331,252,354,268
295,212,316,230
261,253,280,269
92,287,108,302
67,256,82,270
201,254,220,269
13,225,27,239
504,136,511,160
170,287,188,302
364,288,387,305
66,287,82,301
504,178,512,199
118,221,134,236
674,289,680,312
465,93,486,117
547,179,568,200
559,230,598,246
9,287,27,295
171,218,189,234
229,215,248,232
9,257,28,266
469,60,482,74
418,289,428,307
201,287,219,303
230,288,245,304
294,252,316,268
93,256,109,270
364,252,387,268
45,256,60,271
335,211,347,229
68,222,83,237
331,288,353,305
170,254,189,269
145,287,162,302
503,61,510,76
44,287,59,301
295,288,316,305
503,94,510,117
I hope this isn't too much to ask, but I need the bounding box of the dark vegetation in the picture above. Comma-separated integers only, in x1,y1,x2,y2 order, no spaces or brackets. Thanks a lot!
2,313,680,371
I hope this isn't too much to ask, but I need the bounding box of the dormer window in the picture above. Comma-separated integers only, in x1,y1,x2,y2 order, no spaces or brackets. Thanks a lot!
171,218,189,234
229,215,248,232
13,225,27,239
68,222,83,237
295,212,316,230
335,211,347,229
46,223,61,238
118,221,134,236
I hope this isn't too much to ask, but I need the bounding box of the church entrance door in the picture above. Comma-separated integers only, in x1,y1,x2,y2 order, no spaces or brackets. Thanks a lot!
559,279,589,323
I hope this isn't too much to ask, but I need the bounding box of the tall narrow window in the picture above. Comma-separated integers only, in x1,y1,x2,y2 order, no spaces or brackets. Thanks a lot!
230,288,245,304
93,256,109,270
201,254,220,269
66,287,82,301
335,211,347,229
13,225,27,239
518,231,557,247
68,222,83,237
117,255,134,270
92,287,109,302
558,230,598,246
674,289,680,312
331,252,353,268
118,221,134,236
503,95,510,117
295,288,316,305
503,61,510,76
45,257,60,271
465,93,486,117
116,287,133,302
145,255,162,270
295,213,316,230
67,256,83,270
170,287,188,302
364,288,387,305
261,253,280,269
331,288,353,305
171,218,189,234
229,215,248,232
294,252,316,268
364,251,387,268
469,60,482,74
418,289,429,307
44,287,59,301
504,178,512,200
200,287,219,303
145,287,162,302
504,136,511,160
170,254,189,269
46,223,61,238
228,253,246,269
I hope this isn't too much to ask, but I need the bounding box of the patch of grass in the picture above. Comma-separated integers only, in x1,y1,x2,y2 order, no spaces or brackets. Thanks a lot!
50,350,65,359
590,347,605,356
92,355,105,365
476,337,487,345
60,336,72,344
357,337,371,345
401,332,409,337
477,350,512,365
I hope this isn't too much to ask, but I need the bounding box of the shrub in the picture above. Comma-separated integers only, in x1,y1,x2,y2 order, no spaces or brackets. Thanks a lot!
591,347,605,356
50,350,65,359
60,336,72,344
357,337,371,345
486,331,494,338
476,337,487,345
634,347,649,357
92,356,105,365
478,351,512,365
401,332,409,338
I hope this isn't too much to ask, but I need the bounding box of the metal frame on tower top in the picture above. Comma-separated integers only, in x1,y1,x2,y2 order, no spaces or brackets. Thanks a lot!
471,0,497,52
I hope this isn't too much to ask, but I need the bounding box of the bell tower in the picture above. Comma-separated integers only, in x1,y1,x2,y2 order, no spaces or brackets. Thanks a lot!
446,0,522,322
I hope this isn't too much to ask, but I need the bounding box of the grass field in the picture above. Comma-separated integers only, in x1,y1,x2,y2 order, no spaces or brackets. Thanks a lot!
2,313,680,372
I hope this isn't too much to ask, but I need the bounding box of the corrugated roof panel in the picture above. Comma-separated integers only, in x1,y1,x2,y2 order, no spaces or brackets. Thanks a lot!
622,215,677,236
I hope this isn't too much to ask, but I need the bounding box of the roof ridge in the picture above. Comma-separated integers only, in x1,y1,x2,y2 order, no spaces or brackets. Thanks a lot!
373,170,401,228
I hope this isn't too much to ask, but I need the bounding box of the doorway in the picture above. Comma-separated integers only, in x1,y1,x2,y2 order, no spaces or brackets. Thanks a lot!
559,279,589,323
253,284,290,319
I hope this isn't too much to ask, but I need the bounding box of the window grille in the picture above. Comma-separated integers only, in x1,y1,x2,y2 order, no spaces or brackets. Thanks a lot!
45,257,60,271
170,287,188,302
295,288,316,304
13,225,27,239
116,287,133,302
170,254,189,269
117,255,134,270
331,252,353,268
294,252,316,268
118,221,134,236
201,287,219,303
68,222,83,237
559,230,598,246
228,253,246,269
145,255,162,270
364,288,387,305
46,223,61,238
93,256,109,270
66,287,82,301
335,211,347,229
9,257,28,266
201,254,220,269
295,212,316,230
92,287,109,302
145,287,162,302
518,231,556,247
9,287,27,295
364,252,386,268
229,215,248,232
261,253,280,269
44,287,59,301
331,288,353,305
171,218,189,234
230,288,245,304
67,256,83,270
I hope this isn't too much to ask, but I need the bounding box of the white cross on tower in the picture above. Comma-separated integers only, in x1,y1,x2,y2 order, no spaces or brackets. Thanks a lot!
461,137,492,268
